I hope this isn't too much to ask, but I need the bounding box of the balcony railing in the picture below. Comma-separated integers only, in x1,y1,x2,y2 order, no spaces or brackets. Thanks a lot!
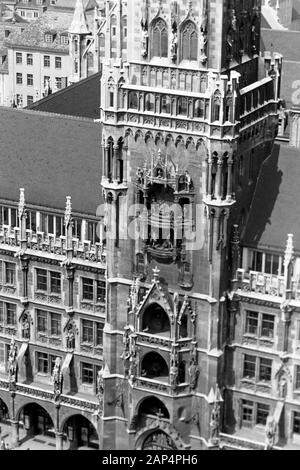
0,225,106,265
235,269,300,299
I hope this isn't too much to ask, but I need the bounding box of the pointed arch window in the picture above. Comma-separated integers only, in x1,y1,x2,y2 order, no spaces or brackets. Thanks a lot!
145,93,155,112
178,96,188,116
128,91,138,110
151,18,168,58
181,21,198,61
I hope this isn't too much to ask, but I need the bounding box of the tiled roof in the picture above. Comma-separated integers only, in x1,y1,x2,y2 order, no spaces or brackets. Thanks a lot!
4,11,73,51
49,0,97,12
27,71,101,119
261,28,300,61
243,141,300,253
0,107,103,215
261,28,300,107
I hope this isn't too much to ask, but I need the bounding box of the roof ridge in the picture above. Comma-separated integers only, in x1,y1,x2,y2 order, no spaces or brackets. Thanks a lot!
0,105,97,122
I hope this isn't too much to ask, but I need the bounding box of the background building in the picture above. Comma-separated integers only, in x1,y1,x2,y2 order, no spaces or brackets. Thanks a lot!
0,0,104,106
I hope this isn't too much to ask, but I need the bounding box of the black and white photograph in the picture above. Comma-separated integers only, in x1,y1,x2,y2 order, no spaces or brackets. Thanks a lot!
0,0,299,455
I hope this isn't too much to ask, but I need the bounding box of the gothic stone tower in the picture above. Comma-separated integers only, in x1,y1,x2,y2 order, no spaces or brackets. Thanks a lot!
99,0,281,450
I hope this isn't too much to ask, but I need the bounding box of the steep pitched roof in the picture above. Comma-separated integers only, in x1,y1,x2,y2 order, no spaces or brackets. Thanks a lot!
5,11,73,52
243,141,300,254
0,107,103,215
27,72,101,119
261,28,300,106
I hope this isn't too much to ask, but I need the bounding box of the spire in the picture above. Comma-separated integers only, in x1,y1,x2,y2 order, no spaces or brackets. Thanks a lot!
68,0,90,35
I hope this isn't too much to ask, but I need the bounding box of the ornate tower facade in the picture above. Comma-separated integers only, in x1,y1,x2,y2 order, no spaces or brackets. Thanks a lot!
99,0,282,450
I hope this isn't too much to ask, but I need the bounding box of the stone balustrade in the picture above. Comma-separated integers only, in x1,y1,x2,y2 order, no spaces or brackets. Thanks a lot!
0,224,106,265
235,268,300,299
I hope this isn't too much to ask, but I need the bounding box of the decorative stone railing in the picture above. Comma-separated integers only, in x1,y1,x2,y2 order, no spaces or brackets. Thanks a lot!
0,285,17,296
220,433,267,450
36,333,62,347
0,225,21,247
240,378,271,395
0,325,17,336
0,225,106,265
241,334,274,349
80,343,103,357
135,378,169,393
235,269,294,298
137,333,172,348
79,301,106,314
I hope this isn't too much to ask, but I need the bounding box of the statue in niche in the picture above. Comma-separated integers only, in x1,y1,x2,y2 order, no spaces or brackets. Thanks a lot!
7,337,18,384
170,344,178,389
184,170,192,191
210,401,221,441
188,358,199,390
66,324,75,350
199,31,207,63
52,357,63,400
170,28,178,61
265,416,276,450
278,376,287,399
22,313,30,340
141,27,149,58
96,368,104,414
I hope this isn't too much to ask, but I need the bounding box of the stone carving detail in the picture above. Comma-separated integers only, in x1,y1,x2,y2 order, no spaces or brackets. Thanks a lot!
52,357,63,402
7,337,18,386
169,343,178,390
210,401,221,442
65,322,76,350
21,313,31,340
188,358,199,390
265,416,276,450
141,0,149,58
97,367,104,415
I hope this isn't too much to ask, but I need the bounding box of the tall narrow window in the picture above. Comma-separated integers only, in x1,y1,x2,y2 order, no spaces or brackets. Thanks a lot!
151,19,168,58
181,21,198,61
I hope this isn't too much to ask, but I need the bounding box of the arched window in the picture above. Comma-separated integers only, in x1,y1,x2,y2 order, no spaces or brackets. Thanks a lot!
178,97,188,116
194,99,205,118
151,18,168,58
161,95,170,113
145,93,155,112
128,91,138,110
181,21,198,61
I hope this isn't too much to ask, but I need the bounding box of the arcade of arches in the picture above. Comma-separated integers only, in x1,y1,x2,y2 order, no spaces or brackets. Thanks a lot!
0,400,99,450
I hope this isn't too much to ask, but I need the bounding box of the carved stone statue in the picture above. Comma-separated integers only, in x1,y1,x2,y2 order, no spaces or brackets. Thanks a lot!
22,314,30,340
278,376,287,399
52,357,63,400
199,31,207,63
210,401,221,441
141,28,149,58
170,364,178,388
66,324,75,350
7,337,18,384
188,358,199,390
170,31,178,61
265,416,277,450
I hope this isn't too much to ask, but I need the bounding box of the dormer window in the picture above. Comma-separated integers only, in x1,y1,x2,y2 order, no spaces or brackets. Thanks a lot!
45,33,53,43
60,35,69,45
